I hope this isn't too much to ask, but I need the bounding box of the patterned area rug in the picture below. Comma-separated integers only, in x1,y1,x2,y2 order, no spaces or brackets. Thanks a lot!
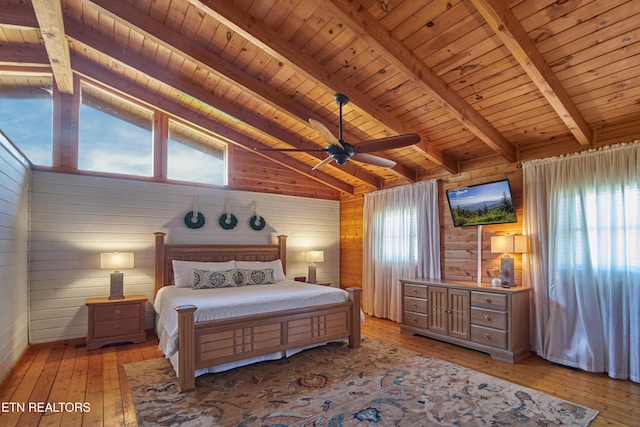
124,338,598,426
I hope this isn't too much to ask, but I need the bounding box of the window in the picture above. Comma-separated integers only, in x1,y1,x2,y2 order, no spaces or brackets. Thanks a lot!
0,77,53,165
78,83,153,176
167,120,226,185
556,186,640,270
377,206,418,263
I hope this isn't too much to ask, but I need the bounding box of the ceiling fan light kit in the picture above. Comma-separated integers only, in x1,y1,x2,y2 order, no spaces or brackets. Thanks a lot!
255,93,420,170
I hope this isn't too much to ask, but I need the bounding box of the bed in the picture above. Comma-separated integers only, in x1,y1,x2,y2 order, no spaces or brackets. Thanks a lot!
153,232,362,392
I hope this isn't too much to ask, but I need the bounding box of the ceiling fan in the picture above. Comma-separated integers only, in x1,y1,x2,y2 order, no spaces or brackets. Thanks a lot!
255,94,421,170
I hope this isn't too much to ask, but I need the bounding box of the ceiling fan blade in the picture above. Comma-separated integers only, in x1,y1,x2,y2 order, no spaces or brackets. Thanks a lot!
308,118,339,145
311,155,334,171
254,147,326,153
355,134,421,153
351,152,397,168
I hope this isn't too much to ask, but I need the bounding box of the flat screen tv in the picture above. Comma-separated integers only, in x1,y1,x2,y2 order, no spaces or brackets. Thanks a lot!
446,179,516,227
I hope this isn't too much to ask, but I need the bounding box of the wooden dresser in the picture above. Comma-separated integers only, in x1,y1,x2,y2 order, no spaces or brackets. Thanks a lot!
86,295,147,350
400,278,531,363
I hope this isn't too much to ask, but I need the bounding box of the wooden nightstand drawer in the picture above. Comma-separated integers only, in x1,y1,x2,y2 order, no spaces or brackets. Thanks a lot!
93,317,141,338
86,295,147,350
93,303,141,322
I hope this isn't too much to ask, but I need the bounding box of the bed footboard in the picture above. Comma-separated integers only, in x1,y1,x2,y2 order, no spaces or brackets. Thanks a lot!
176,287,362,392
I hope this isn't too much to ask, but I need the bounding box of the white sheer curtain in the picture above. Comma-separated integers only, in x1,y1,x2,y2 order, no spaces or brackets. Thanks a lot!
522,141,640,383
363,180,440,322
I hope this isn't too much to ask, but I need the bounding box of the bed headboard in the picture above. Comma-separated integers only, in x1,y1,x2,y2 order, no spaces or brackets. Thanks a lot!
153,232,287,296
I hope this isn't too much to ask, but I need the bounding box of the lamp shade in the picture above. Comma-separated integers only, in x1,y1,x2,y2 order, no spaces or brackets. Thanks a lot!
100,251,134,270
490,235,527,254
305,250,324,263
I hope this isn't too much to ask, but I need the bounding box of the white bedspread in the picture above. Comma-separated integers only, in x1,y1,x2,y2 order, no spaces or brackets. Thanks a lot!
154,280,350,376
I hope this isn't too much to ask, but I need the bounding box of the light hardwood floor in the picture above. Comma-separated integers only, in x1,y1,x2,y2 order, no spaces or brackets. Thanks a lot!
0,315,638,426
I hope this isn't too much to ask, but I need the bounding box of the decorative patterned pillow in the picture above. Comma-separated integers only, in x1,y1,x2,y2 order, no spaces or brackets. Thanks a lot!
173,260,235,288
192,269,237,289
234,268,276,286
235,260,286,282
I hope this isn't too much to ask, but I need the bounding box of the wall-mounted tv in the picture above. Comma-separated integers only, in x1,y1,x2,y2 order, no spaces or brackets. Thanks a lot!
446,179,516,227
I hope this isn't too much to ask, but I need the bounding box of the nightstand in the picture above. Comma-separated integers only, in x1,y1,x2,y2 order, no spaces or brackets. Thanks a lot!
86,295,147,350
312,282,332,286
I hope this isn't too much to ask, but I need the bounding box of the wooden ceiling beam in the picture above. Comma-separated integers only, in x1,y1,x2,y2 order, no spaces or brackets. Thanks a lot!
64,18,380,191
471,0,592,146
325,0,516,165
70,55,355,195
82,0,388,188
189,0,445,176
30,0,73,94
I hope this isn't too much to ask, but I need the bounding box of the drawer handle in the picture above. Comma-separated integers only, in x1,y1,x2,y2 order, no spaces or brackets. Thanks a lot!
484,298,491,304
115,309,122,315
412,289,418,294
484,315,491,321
484,333,492,340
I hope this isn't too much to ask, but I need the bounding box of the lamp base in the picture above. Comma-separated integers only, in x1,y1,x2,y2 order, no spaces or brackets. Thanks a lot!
109,272,125,299
500,256,514,288
308,264,317,284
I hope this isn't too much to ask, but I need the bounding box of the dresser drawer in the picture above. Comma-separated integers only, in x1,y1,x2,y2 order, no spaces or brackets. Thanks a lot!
403,311,428,329
403,283,427,299
404,296,427,313
471,325,507,349
471,291,507,310
93,303,141,322
471,308,507,330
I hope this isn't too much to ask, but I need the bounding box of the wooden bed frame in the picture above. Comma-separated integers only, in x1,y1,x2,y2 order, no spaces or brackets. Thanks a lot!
153,232,361,392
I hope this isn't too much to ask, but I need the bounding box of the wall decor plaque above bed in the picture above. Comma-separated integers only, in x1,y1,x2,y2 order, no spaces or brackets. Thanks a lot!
218,213,238,230
183,211,205,229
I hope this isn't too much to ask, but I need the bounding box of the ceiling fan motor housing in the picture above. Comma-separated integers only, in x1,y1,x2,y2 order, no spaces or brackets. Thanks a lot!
327,142,355,164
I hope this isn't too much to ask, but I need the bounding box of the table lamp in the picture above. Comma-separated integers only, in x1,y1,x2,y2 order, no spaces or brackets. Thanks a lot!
100,251,134,299
490,235,526,287
305,250,324,284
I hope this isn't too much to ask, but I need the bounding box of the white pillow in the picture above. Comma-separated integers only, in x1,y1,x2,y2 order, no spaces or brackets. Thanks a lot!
172,260,236,288
235,259,286,282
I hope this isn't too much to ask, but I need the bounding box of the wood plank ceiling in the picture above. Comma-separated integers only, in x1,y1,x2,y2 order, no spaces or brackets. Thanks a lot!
1,0,639,195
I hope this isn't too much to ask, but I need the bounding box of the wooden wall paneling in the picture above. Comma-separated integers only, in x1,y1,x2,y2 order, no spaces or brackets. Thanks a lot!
340,194,364,289
27,170,341,343
230,148,341,200
441,163,524,284
0,132,30,383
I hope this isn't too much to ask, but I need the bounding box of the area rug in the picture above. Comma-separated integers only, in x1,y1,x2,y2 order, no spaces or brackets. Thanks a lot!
123,338,598,426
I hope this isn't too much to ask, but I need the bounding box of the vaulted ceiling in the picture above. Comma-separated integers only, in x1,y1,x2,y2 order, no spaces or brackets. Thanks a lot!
1,0,639,195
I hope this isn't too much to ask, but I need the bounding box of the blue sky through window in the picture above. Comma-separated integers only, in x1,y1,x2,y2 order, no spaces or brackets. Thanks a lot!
78,101,153,176
0,97,53,165
2,82,227,185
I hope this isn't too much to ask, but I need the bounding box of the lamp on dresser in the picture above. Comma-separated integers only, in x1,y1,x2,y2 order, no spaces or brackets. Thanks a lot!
304,250,324,284
490,235,526,288
100,251,134,299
